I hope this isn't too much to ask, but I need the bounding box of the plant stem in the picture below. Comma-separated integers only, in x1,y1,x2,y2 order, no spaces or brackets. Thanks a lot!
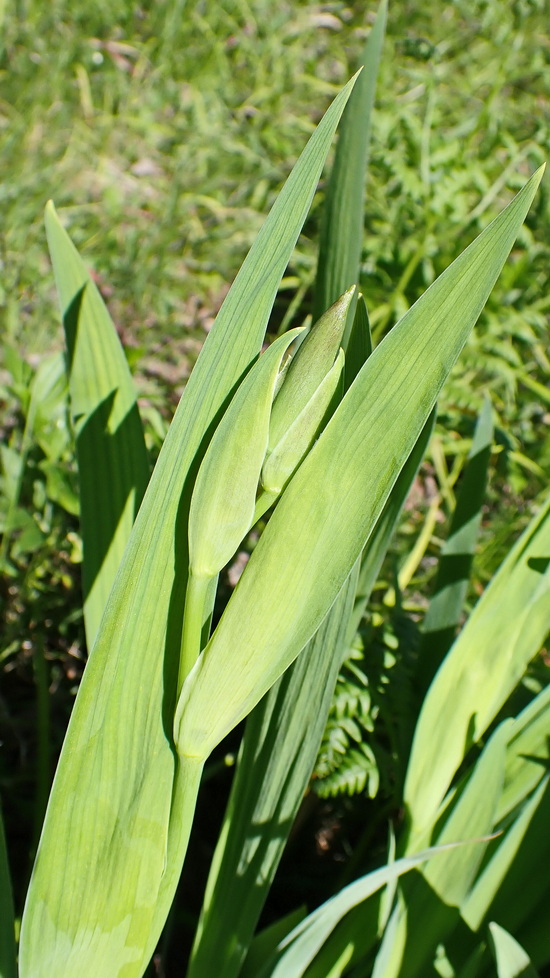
178,570,211,695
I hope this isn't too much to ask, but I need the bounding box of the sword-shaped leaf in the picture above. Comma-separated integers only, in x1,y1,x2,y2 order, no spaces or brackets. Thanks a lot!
415,396,493,696
19,77,360,978
252,844,466,978
463,775,550,932
404,487,550,847
44,202,150,648
176,167,545,761
313,0,387,329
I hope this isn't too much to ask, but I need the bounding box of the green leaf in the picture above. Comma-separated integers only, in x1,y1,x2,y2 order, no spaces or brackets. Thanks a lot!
267,288,353,452
261,347,345,495
376,723,509,978
189,327,301,578
343,293,372,392
254,844,467,978
189,332,431,978
488,923,540,978
45,202,150,649
313,0,387,328
463,775,549,931
0,802,16,978
176,167,545,761
20,76,360,978
187,570,359,978
404,486,550,847
415,396,493,695
424,720,509,907
473,776,550,946
496,683,550,825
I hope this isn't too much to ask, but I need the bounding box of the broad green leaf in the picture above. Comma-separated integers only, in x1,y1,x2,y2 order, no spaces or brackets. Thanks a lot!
488,923,540,978
404,487,550,846
176,168,544,761
346,411,435,643
313,0,387,328
415,397,493,695
0,802,16,978
189,327,301,578
20,76,360,978
189,347,432,978
45,202,150,648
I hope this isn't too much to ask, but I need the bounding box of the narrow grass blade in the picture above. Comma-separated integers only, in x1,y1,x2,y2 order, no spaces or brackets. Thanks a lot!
404,487,550,846
488,923,540,978
20,77,360,978
313,0,387,327
176,168,545,761
415,397,493,695
45,203,150,648
0,803,16,978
